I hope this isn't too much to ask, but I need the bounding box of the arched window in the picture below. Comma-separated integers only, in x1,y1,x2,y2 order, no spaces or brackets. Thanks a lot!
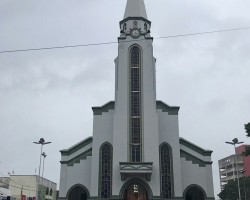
100,143,112,198
49,188,53,196
46,187,49,195
130,46,141,162
160,144,172,198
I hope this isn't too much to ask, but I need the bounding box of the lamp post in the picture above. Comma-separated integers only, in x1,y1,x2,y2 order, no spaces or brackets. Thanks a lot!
33,138,51,200
226,138,243,200
240,169,247,200
33,138,51,180
41,152,47,184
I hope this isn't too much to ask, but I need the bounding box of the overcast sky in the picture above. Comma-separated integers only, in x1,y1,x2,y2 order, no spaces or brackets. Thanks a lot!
0,0,250,197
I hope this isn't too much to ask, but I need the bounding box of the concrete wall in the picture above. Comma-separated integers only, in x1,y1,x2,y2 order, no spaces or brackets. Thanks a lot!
157,110,183,197
90,110,114,197
9,175,56,200
10,176,37,199
181,158,214,198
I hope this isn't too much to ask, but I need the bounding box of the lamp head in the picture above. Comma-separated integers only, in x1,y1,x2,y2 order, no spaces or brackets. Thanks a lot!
232,138,238,144
39,138,45,144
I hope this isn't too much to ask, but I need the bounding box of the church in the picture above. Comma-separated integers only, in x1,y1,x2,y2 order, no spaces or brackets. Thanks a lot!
58,1,215,200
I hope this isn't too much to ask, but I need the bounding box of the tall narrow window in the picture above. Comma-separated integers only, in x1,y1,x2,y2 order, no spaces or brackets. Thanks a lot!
160,144,172,198
130,46,141,162
100,143,112,198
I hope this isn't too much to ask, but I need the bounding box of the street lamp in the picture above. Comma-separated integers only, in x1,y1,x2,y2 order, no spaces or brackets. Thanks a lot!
226,138,244,200
33,138,51,200
33,138,51,181
240,169,247,200
41,152,47,184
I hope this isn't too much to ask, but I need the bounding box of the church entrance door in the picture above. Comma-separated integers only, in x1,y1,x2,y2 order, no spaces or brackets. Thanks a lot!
68,185,88,200
185,186,205,200
123,183,148,200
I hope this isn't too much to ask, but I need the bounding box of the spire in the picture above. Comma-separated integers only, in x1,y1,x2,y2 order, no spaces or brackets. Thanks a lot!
123,0,148,19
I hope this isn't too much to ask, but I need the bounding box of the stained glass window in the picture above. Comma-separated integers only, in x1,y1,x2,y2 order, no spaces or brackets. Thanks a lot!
100,144,112,198
130,46,141,162
160,144,172,198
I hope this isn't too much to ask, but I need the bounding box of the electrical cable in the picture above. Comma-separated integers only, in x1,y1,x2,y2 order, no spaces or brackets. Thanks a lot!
0,26,249,54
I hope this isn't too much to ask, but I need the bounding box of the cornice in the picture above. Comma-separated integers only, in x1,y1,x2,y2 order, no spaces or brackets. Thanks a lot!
60,137,93,156
92,101,115,115
156,100,180,115
119,17,151,27
60,148,92,166
179,137,213,156
180,149,213,167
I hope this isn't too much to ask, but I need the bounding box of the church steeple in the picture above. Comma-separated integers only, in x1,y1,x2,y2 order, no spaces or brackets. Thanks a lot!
124,0,148,19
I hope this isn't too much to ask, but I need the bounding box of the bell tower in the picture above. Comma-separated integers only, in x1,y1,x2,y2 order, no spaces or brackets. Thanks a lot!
112,0,160,196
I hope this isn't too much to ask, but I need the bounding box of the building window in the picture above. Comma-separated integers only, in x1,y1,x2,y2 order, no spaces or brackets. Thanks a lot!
100,143,112,198
130,46,141,162
160,144,172,198
123,23,127,31
50,188,53,196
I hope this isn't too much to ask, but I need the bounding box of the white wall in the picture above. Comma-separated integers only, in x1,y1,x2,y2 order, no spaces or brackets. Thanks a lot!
90,110,114,197
158,110,183,197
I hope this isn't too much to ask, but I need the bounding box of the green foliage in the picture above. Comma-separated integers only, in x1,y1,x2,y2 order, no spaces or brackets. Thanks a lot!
245,122,250,137
218,177,250,200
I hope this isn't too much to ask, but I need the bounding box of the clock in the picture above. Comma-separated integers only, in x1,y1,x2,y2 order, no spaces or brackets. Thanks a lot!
131,29,140,38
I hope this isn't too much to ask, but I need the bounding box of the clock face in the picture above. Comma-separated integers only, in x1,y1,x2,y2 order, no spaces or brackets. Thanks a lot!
131,29,140,38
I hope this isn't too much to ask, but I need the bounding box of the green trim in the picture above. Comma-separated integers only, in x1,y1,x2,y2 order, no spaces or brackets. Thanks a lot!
179,137,213,156
92,101,180,116
60,148,92,166
92,101,115,115
156,101,180,115
120,162,153,165
119,17,151,27
180,150,213,167
89,197,99,200
60,137,93,156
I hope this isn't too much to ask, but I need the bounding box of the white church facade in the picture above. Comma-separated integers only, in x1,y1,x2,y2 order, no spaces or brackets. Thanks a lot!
58,1,215,200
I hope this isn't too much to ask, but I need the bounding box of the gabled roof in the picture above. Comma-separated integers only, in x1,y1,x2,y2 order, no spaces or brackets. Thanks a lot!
124,0,148,19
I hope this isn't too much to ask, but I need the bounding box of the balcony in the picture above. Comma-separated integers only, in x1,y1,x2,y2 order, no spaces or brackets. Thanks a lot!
119,162,153,181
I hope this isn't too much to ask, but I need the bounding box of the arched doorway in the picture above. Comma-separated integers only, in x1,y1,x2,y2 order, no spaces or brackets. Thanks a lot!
184,185,205,200
67,184,89,200
123,183,148,200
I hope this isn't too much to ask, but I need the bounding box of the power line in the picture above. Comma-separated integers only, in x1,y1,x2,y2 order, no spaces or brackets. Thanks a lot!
0,26,250,54
155,26,250,40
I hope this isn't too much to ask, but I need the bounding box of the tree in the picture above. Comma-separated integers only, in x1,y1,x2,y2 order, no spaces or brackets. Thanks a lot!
218,177,250,200
245,122,250,137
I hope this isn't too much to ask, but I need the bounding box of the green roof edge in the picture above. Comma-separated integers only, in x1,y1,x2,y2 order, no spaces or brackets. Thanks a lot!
60,137,93,156
180,137,213,156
